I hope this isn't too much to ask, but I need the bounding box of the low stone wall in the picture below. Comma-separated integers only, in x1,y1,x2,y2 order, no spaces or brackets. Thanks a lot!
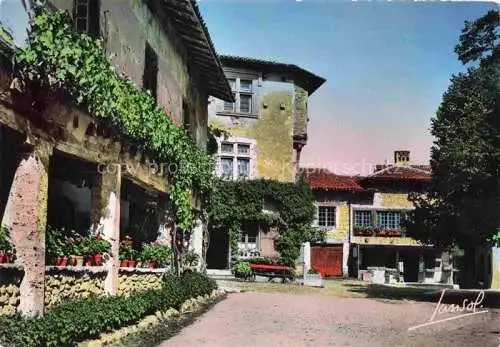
118,268,167,297
45,267,107,308
0,265,23,315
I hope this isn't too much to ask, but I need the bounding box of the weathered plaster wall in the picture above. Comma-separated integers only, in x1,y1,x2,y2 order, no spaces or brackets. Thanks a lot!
376,192,413,208
0,267,22,315
44,269,106,308
105,0,208,149
352,236,421,246
293,86,308,136
118,271,164,297
313,191,351,241
210,90,295,181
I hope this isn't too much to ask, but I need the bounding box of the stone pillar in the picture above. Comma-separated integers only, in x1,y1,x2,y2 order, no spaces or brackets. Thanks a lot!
189,218,203,271
342,242,349,277
91,164,121,296
303,242,311,274
1,141,52,317
156,196,174,246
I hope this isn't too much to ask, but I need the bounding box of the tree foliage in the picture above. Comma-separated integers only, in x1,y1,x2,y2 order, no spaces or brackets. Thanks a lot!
405,10,500,248
209,174,325,266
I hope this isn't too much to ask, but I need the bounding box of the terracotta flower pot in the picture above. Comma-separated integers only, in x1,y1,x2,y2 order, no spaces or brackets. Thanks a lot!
72,255,84,267
0,252,7,264
120,260,129,267
148,261,157,269
56,256,69,267
85,256,94,267
94,253,104,266
128,260,137,268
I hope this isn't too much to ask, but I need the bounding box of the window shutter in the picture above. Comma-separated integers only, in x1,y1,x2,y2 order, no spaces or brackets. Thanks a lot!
88,0,100,38
252,80,259,116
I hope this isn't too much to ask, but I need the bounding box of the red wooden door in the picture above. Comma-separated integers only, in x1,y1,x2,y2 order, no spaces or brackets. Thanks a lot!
311,245,343,277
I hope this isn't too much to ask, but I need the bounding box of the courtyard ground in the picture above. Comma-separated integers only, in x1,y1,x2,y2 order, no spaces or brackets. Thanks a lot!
160,280,500,347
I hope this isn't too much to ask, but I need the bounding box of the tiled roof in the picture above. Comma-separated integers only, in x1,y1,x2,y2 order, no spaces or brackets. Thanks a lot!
157,0,234,102
219,55,326,95
365,165,432,181
302,169,364,191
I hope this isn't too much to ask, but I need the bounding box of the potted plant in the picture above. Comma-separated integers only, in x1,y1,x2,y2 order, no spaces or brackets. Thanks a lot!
304,267,323,287
81,234,111,266
46,226,69,266
119,241,135,267
93,235,111,265
68,233,85,266
139,242,172,268
233,260,253,280
0,226,15,264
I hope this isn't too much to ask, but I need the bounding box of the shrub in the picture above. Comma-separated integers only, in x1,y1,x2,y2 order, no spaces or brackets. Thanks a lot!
0,273,216,347
233,261,253,279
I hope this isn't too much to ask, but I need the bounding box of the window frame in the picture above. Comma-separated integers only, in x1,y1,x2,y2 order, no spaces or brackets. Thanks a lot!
376,211,402,230
216,138,255,180
354,210,372,227
218,74,257,117
73,0,99,37
316,205,337,228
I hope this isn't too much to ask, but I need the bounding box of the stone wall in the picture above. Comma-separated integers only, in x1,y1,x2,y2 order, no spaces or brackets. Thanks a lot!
44,268,106,308
118,269,166,297
0,266,22,315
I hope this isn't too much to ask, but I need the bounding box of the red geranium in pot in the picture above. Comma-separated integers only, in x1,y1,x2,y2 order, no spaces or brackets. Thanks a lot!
0,226,15,264
85,234,111,266
119,237,136,267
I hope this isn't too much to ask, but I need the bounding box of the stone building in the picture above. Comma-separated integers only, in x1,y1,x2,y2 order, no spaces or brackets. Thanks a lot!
304,151,454,285
0,0,232,316
206,55,325,268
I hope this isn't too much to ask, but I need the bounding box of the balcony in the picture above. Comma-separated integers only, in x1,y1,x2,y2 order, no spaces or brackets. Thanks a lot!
353,227,405,237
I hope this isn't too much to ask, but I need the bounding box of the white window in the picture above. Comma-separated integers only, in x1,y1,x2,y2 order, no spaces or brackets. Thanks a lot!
317,206,336,228
221,77,254,114
377,211,402,229
217,140,253,180
354,210,372,227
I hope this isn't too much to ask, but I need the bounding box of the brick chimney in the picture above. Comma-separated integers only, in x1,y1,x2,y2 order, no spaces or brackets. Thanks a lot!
394,150,410,165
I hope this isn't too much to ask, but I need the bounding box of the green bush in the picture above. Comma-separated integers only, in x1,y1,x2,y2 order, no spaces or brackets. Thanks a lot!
0,273,216,347
233,261,253,279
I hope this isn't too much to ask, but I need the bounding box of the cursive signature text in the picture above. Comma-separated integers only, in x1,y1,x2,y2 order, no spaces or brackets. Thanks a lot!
408,289,489,331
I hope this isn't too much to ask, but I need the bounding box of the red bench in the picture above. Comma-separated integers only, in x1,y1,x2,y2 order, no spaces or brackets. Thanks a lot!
249,263,295,283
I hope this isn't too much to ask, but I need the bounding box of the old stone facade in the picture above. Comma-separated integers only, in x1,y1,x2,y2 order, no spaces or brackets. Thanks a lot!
304,151,453,285
0,0,231,316
206,56,325,266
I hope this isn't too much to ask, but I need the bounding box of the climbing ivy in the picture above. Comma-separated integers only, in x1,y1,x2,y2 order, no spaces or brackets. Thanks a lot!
15,9,214,231
209,175,325,266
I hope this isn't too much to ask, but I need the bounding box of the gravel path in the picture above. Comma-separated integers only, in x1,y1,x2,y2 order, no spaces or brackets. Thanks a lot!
160,292,500,347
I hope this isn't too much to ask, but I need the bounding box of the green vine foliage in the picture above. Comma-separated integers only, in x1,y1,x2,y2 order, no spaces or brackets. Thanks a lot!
15,9,215,231
209,175,325,266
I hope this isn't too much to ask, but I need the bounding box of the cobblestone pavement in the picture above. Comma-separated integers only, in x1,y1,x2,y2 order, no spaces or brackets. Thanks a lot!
160,291,500,347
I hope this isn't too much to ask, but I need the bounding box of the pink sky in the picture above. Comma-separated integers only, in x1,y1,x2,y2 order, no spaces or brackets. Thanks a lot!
301,91,435,176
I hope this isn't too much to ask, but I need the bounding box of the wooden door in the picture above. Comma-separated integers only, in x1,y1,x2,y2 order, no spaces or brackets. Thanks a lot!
311,245,343,277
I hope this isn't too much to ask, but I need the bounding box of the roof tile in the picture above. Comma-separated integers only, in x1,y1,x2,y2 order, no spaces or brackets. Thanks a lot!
302,169,364,191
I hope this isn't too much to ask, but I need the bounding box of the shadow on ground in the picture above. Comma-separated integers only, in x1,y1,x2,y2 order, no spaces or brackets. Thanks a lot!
344,283,500,308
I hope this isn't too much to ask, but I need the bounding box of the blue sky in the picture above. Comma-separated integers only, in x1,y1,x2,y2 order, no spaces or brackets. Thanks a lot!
199,1,498,174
